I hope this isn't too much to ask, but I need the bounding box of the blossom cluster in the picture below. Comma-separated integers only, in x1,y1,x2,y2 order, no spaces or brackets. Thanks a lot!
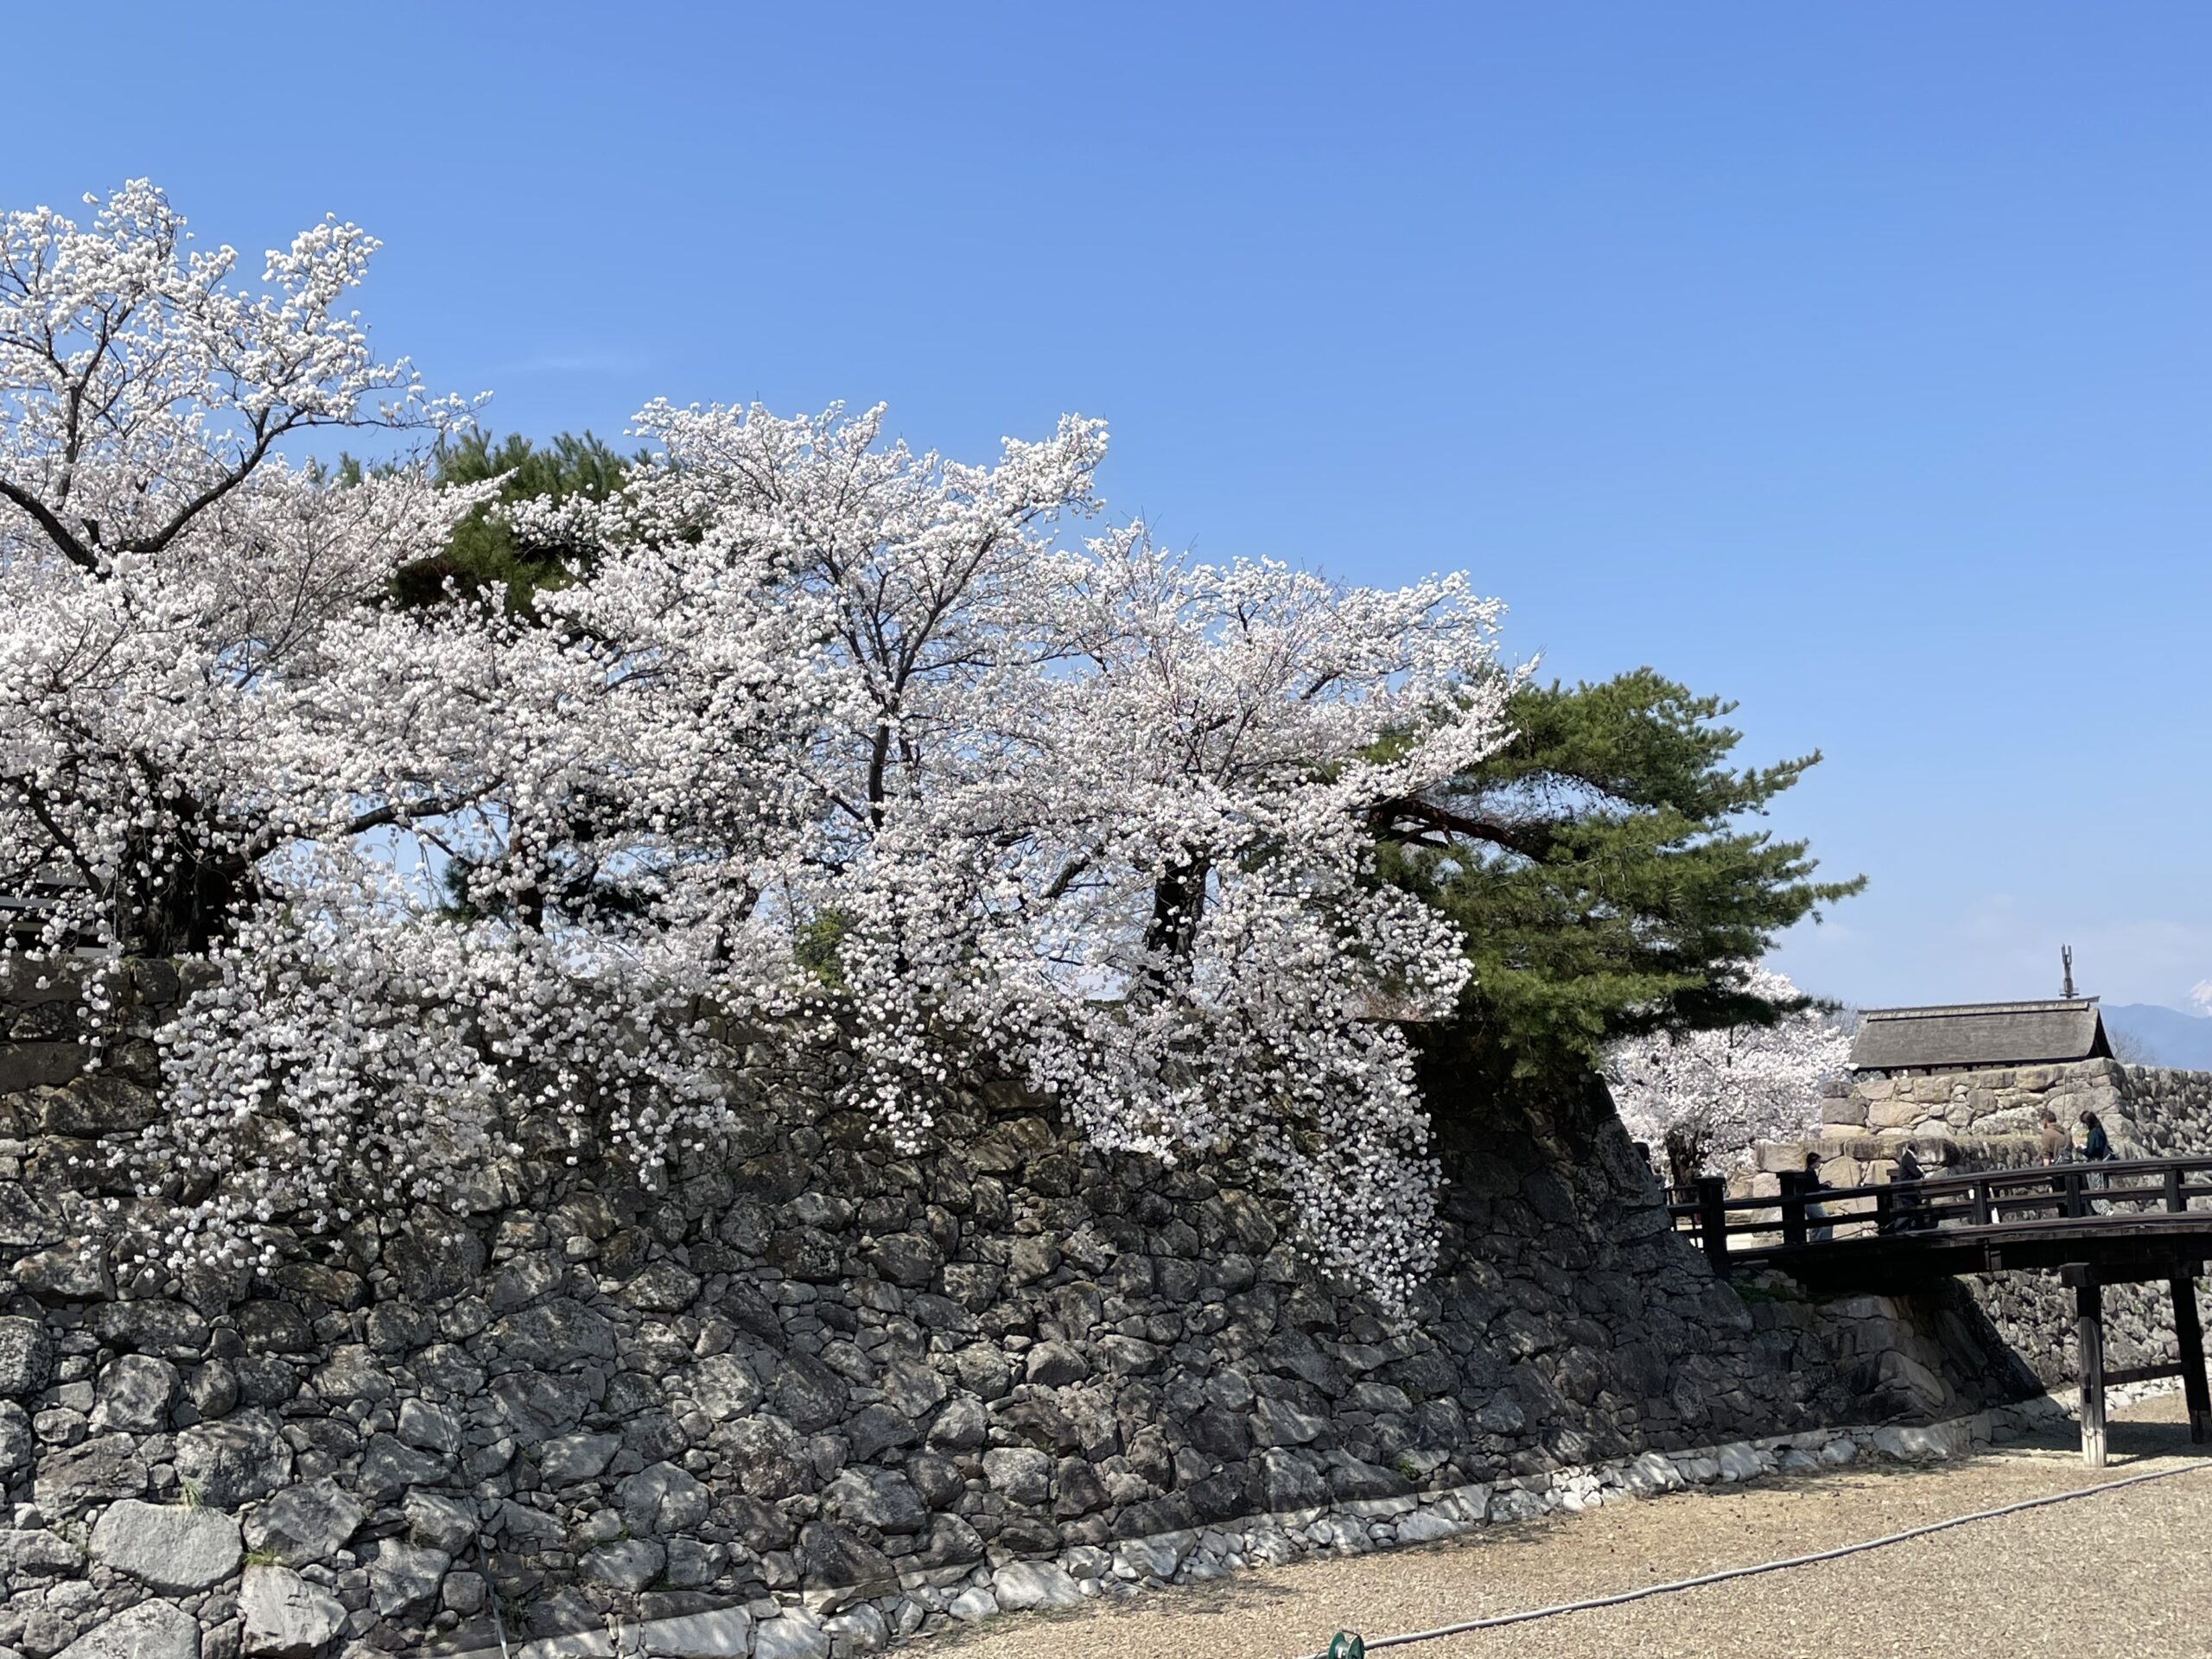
0,185,1511,1309
1605,966,1851,1185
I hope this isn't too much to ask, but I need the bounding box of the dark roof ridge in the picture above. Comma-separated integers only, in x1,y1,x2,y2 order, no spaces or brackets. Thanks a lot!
1862,996,2101,1020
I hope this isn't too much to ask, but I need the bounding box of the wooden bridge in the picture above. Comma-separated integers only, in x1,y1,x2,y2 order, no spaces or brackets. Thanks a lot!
1669,1154,2212,1466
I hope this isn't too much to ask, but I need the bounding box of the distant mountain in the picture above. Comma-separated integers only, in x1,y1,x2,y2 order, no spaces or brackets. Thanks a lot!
2102,1003,2212,1071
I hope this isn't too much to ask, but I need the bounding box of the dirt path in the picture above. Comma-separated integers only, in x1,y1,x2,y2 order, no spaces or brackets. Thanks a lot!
936,1396,2212,1659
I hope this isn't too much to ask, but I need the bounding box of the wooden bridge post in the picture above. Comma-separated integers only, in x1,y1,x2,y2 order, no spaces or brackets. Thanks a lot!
1696,1178,1728,1269
1778,1170,1808,1249
2075,1275,2107,1468
2171,1274,2210,1445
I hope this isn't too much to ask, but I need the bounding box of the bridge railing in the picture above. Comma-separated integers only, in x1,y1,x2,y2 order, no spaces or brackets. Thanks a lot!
1666,1154,2212,1268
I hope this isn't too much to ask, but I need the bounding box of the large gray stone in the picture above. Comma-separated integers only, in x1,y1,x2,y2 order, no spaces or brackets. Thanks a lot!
639,1605,753,1657
538,1430,620,1484
244,1478,367,1566
240,1561,347,1657
0,1315,54,1396
842,1403,919,1460
876,1357,948,1418
92,1298,211,1361
582,1536,665,1592
766,1351,848,1433
359,1430,453,1499
823,1468,927,1535
397,1396,462,1454
56,1599,201,1659
947,1587,998,1621
865,1232,942,1289
16,1237,110,1299
176,1409,293,1507
309,1344,392,1404
488,1297,617,1365
823,1603,889,1655
622,1260,702,1313
982,1446,1052,1505
721,1415,810,1499
618,1459,710,1536
91,1352,179,1433
687,1353,762,1421
1393,1508,1460,1544
1257,1447,1330,1510
0,1528,82,1578
89,1498,243,1592
795,1521,896,1606
404,1489,476,1553
369,1539,451,1618
991,1560,1083,1610
913,1512,986,1572
1025,1341,1090,1387
753,1611,831,1659
925,1392,988,1452
35,1432,149,1518
0,1399,34,1473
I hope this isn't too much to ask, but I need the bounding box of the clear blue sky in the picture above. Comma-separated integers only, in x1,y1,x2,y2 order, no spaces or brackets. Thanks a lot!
10,3,2208,1013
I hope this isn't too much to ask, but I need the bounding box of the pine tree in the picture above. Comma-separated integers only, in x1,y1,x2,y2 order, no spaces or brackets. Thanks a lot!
392,429,640,613
1376,668,1863,1096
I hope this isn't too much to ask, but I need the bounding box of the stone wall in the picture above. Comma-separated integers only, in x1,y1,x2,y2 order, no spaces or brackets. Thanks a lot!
1808,1058,2212,1183
0,962,2036,1659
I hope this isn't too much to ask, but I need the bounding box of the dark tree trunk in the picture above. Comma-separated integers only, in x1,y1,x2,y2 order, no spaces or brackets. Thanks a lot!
1141,853,1210,989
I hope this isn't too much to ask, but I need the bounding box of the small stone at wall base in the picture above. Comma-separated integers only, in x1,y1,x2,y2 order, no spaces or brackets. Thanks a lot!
990,1561,1082,1611
753,1610,832,1659
638,1605,753,1657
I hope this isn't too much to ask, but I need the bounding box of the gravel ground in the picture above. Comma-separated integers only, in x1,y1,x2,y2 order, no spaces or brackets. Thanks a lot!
935,1395,2212,1659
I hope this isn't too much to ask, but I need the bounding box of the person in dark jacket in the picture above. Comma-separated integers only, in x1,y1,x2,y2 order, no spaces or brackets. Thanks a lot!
1886,1145,1932,1234
1802,1152,1834,1242
2079,1110,2113,1212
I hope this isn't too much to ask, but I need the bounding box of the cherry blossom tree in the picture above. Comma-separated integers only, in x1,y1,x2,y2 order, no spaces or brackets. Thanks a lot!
7,185,1520,1310
0,180,479,958
512,404,1516,1305
1605,965,1851,1190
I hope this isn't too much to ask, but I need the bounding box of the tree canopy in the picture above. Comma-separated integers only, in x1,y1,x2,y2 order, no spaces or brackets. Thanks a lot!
1375,668,1863,1096
0,185,1517,1306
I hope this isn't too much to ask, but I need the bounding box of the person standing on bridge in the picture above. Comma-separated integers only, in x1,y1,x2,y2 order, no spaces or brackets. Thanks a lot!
2080,1110,2113,1214
2037,1108,2070,1166
1802,1152,1834,1242
1886,1145,1934,1233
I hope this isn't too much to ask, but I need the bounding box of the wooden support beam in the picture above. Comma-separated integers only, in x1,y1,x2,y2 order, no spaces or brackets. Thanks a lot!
2077,1281,2107,1469
1697,1178,1728,1271
1778,1170,1808,1249
2172,1274,2211,1446
2101,1362,2186,1388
